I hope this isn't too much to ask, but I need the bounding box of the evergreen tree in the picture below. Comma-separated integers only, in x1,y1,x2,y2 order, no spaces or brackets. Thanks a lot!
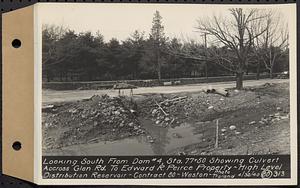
149,11,166,82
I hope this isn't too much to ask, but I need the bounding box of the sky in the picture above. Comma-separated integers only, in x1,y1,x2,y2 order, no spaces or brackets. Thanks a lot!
37,3,291,43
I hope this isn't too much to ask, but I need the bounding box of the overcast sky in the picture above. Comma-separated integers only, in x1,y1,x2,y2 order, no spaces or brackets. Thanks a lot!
38,3,290,43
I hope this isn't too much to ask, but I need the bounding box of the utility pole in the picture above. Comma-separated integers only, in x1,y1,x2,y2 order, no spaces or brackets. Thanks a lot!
204,32,208,81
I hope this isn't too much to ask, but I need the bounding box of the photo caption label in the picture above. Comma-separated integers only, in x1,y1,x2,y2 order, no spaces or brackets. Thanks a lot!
42,155,290,179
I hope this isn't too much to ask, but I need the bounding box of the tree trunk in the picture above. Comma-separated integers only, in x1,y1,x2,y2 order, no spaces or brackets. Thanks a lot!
46,70,50,82
236,72,244,90
157,62,161,82
60,72,63,82
270,68,273,79
256,62,260,80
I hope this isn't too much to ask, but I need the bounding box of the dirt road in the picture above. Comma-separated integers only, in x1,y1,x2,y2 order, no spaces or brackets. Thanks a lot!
43,79,288,104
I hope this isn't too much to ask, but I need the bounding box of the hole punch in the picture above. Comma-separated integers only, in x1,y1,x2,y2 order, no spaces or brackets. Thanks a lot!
12,141,22,151
12,39,21,48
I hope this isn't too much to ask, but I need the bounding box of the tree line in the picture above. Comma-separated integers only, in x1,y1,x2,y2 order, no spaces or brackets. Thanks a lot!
43,9,289,89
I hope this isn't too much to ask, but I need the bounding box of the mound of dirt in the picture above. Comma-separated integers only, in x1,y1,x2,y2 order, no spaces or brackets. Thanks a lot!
43,95,144,150
138,83,289,127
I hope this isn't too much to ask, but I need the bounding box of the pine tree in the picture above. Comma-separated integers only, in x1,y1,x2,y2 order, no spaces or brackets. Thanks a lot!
150,10,166,82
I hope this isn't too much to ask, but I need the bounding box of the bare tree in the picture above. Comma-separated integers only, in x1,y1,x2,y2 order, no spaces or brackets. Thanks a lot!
252,11,289,78
195,8,268,89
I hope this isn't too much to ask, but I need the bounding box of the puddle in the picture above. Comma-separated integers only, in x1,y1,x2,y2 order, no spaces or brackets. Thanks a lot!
44,120,204,156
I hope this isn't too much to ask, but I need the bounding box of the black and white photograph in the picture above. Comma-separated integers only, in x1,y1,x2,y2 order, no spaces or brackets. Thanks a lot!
41,3,294,157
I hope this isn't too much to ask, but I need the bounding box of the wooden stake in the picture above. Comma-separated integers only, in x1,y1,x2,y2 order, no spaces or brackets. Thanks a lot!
215,119,219,148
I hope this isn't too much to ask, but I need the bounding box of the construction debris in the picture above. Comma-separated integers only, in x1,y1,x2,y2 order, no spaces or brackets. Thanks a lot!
43,95,144,149
206,88,229,97
148,96,189,127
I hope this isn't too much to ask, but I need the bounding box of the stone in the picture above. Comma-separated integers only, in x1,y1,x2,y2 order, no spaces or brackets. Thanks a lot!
114,111,121,115
274,112,281,116
208,106,214,109
276,107,283,111
172,133,182,138
249,121,256,125
128,122,134,127
152,109,158,115
221,128,226,132
229,125,236,130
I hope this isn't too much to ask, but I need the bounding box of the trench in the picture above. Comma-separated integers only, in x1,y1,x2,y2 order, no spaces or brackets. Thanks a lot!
44,119,207,156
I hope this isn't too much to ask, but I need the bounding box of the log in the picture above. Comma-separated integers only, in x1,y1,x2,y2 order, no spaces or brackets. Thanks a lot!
206,88,229,97
154,100,168,116
159,96,188,105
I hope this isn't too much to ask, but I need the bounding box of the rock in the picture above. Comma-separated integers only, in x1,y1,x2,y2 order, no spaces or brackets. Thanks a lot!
220,98,224,101
235,131,241,135
221,128,226,132
114,111,121,115
45,104,54,108
172,133,182,138
128,122,134,127
152,109,158,115
249,121,256,125
69,108,77,113
208,106,214,109
178,152,186,155
274,112,280,116
119,123,124,127
133,126,139,130
45,123,50,128
93,121,98,126
164,117,170,121
259,121,265,124
130,109,136,113
190,150,198,154
229,125,236,130
234,89,239,93
155,120,160,124
276,107,283,111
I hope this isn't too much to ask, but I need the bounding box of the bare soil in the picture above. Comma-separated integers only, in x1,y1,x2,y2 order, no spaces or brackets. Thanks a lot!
42,82,290,155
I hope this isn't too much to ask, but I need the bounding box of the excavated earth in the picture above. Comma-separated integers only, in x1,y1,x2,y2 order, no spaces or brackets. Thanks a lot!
42,82,290,155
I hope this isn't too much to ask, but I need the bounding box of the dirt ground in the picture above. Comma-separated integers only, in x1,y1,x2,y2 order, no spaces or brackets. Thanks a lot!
42,82,290,155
